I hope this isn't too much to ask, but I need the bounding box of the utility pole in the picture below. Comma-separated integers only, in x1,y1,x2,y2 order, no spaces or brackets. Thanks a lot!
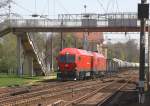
50,33,53,72
60,32,63,50
74,35,77,48
147,25,150,91
60,20,64,51
84,5,87,13
138,0,149,103
83,32,88,50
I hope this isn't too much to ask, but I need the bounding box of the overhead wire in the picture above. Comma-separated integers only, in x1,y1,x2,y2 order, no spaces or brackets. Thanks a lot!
111,0,115,13
0,0,22,19
96,0,107,13
34,0,37,14
12,1,47,18
12,1,34,14
106,0,112,13
115,0,120,13
53,0,55,18
48,0,49,18
99,0,119,14
108,0,120,13
0,0,12,9
40,0,48,17
56,0,74,19
56,0,70,14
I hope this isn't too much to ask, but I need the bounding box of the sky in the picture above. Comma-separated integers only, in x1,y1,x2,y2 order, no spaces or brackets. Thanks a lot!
2,0,150,45
11,0,144,17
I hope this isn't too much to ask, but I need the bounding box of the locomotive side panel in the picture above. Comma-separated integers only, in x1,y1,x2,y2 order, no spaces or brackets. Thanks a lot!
92,52,107,72
97,57,106,71
76,55,92,72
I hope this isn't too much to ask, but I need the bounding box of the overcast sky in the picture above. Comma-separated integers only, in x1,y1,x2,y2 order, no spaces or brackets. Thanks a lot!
11,0,145,17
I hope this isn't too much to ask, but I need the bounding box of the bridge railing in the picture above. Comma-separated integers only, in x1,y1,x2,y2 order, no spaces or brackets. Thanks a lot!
0,13,141,30
1,13,150,34
9,19,138,27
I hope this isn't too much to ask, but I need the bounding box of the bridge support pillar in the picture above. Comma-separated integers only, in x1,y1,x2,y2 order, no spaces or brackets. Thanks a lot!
27,55,34,77
17,35,23,77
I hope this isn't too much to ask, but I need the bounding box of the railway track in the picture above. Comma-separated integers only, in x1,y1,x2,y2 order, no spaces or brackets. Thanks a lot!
0,79,108,105
65,81,117,106
0,80,75,98
97,79,133,106
65,71,137,106
4,82,110,105
0,79,97,99
0,70,137,106
0,72,120,100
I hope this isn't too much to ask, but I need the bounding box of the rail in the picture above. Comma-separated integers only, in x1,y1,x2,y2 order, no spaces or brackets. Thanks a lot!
65,71,135,106
0,80,104,105
97,78,133,106
0,71,137,105
65,81,116,106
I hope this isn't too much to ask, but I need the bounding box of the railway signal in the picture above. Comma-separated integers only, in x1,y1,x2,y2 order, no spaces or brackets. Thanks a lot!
138,0,149,103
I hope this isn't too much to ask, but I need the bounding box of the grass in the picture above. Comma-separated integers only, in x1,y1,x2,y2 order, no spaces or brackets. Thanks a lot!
0,72,57,87
0,74,44,87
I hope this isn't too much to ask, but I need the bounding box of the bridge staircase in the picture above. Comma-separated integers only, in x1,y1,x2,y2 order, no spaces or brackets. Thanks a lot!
22,33,49,75
0,21,49,76
0,20,11,37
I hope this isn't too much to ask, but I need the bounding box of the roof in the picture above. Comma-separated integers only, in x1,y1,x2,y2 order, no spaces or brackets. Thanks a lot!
60,48,93,56
73,32,104,43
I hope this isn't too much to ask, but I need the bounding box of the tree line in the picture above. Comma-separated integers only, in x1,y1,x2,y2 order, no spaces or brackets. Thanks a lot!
0,33,17,74
107,39,139,62
0,33,140,75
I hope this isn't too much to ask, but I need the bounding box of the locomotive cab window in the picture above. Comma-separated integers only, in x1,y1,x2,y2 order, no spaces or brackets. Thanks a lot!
58,55,75,63
66,54,75,63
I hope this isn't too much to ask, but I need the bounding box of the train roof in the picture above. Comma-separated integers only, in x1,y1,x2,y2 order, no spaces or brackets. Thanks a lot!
60,48,93,56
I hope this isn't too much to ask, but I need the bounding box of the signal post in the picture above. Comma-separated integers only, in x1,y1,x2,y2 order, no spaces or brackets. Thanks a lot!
138,0,149,103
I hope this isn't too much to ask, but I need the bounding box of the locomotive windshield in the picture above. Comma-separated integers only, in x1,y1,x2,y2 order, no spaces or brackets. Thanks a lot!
58,55,75,63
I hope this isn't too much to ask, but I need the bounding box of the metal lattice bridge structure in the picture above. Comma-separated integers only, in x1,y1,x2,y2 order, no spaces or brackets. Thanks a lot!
0,13,149,36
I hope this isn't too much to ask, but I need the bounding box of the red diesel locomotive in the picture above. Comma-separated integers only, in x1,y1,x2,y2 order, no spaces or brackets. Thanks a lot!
56,48,106,80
